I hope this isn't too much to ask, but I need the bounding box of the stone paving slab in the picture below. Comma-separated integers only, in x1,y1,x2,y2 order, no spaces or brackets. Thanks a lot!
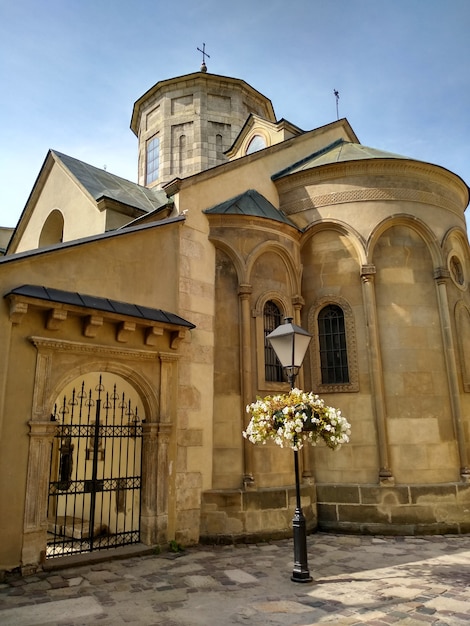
1,533,470,624
0,596,103,625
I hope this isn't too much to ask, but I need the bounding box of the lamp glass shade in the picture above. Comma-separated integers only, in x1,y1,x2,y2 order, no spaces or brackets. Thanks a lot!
266,321,312,369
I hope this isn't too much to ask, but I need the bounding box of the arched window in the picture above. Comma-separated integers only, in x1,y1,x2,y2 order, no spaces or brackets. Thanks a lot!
318,305,349,384
264,301,284,382
246,134,266,155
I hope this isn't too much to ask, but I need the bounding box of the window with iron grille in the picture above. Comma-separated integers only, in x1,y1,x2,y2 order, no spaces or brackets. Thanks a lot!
318,305,349,384
264,301,284,382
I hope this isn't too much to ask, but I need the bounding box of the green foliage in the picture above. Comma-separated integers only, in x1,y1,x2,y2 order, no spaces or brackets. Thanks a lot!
169,539,184,553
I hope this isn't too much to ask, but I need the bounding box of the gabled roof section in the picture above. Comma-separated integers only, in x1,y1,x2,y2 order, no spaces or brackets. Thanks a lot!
204,189,298,228
52,151,168,213
2,215,185,264
164,119,360,198
225,113,304,160
272,139,413,180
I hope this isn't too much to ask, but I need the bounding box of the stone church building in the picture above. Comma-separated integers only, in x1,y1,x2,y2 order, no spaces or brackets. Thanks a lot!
1,63,470,575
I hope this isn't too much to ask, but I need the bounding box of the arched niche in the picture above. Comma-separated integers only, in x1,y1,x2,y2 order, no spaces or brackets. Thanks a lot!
39,210,64,247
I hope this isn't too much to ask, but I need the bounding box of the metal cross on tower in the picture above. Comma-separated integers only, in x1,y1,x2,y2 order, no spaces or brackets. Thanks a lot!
334,89,340,120
197,43,210,72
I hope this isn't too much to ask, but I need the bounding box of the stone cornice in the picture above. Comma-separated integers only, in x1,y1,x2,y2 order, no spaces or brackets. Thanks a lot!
29,336,160,360
208,216,301,243
275,159,468,214
276,158,467,192
8,292,190,349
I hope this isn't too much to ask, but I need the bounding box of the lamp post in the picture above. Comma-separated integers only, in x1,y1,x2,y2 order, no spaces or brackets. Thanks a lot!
266,317,313,583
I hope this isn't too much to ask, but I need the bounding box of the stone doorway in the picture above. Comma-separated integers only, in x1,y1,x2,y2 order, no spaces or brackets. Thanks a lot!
46,373,144,558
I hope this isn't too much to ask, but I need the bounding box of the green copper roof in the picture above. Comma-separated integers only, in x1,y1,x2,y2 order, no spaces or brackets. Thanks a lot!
272,139,413,180
204,189,297,227
52,151,168,213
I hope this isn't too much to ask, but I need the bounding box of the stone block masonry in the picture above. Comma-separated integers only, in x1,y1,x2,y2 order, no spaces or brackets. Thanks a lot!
317,482,470,534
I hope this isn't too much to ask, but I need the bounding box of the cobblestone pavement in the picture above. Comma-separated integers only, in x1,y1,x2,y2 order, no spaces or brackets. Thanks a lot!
1,533,470,625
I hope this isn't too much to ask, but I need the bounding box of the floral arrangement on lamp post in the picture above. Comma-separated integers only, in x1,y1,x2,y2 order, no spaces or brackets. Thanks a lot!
251,316,350,584
243,387,351,451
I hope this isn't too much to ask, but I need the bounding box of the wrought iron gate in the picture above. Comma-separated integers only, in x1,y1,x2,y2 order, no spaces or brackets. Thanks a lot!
47,376,143,558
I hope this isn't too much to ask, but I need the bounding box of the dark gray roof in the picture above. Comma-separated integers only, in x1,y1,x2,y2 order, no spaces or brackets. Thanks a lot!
272,139,413,180
52,151,168,213
6,285,195,328
204,189,298,227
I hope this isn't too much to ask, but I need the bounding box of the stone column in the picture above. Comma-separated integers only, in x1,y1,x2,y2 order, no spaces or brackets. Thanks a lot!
434,268,470,480
361,265,394,484
21,420,57,574
156,423,173,543
141,353,178,545
239,284,255,487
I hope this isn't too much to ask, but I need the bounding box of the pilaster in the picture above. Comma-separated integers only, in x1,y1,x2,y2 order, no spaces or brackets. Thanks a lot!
239,284,255,487
361,265,394,484
21,420,57,573
434,267,470,481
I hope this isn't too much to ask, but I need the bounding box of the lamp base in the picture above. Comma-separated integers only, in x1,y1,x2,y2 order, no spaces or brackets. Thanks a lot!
291,506,313,583
291,572,313,583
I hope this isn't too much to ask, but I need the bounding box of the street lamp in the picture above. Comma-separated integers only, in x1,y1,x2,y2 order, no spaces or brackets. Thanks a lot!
266,316,313,583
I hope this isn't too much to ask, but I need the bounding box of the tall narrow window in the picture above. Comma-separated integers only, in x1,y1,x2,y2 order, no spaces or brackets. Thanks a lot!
216,134,223,161
146,136,160,184
318,305,349,384
264,301,284,382
178,135,186,174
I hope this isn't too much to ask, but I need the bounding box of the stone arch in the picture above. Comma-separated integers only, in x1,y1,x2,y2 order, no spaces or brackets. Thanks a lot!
209,236,246,285
442,226,470,292
301,219,367,267
367,214,443,269
39,209,64,248
35,353,160,424
246,240,300,297
442,225,470,255
455,300,470,392
253,290,291,319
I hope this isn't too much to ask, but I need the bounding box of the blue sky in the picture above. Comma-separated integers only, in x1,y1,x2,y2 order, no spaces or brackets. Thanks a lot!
0,0,469,229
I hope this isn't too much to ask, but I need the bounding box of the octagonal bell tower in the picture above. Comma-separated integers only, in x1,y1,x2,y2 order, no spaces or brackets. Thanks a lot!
131,67,276,189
